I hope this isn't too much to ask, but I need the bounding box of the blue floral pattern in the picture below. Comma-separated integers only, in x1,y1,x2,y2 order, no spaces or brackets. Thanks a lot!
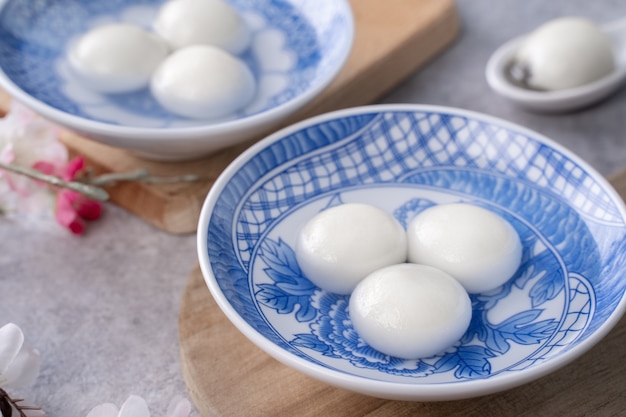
252,192,571,380
204,107,626,384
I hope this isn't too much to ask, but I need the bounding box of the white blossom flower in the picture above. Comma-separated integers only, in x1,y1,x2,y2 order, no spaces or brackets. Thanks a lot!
0,323,40,389
0,323,44,417
0,101,67,218
86,395,192,417
0,101,66,172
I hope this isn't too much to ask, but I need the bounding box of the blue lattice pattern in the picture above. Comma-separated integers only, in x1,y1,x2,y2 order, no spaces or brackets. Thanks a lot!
236,111,622,266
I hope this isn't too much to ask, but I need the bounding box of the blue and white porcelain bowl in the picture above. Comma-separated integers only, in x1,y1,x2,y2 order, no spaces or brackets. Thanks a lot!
197,105,626,401
0,0,353,160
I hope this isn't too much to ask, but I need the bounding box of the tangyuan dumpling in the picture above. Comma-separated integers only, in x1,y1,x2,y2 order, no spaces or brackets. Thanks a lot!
150,45,256,119
153,0,251,55
407,203,522,294
349,263,472,359
295,203,407,295
68,23,169,93
512,17,615,91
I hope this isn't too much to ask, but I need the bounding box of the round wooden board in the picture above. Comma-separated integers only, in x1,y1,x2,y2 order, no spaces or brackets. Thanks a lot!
179,264,626,417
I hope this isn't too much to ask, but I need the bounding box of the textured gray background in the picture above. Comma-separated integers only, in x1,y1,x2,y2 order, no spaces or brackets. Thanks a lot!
2,1,626,416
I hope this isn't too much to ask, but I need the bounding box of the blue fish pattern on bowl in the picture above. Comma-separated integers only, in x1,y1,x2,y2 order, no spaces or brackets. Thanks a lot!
204,107,626,384
0,0,351,127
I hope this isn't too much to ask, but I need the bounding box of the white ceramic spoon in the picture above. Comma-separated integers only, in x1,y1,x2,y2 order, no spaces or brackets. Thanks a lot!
485,17,626,112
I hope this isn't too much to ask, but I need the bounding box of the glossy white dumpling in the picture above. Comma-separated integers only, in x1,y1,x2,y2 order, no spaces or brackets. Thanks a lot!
349,263,472,359
154,0,250,55
407,203,522,294
514,17,614,91
295,203,407,295
67,23,169,93
150,45,256,119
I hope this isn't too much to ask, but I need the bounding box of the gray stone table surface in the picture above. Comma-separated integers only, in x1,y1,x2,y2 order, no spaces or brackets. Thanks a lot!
2,0,626,416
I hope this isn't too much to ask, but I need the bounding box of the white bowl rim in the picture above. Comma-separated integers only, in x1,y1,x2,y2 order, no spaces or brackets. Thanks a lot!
0,0,355,142
197,103,626,401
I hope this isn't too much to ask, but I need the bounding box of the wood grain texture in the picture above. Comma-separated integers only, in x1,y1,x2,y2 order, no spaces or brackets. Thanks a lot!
179,168,626,417
0,0,460,234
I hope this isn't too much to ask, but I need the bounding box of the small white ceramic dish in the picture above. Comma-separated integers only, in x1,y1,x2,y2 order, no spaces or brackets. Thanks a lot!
0,0,354,160
197,104,626,401
486,17,626,113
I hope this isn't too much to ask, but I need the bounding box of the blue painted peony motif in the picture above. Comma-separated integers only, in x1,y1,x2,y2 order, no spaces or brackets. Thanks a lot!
256,238,317,322
253,190,585,378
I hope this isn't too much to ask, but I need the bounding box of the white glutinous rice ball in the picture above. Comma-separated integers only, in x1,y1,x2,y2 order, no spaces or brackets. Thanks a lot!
513,17,615,91
67,23,170,93
150,45,256,120
153,0,250,55
349,263,472,359
407,203,522,294
295,203,407,295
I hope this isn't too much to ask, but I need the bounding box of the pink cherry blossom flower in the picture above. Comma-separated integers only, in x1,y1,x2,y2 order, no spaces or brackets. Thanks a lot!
49,156,103,234
55,190,87,235
24,156,102,235
54,189,103,234
61,156,85,182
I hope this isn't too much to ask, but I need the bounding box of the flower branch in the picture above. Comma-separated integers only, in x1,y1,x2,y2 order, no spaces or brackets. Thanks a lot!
0,389,44,417
0,161,109,201
83,168,200,187
0,162,202,202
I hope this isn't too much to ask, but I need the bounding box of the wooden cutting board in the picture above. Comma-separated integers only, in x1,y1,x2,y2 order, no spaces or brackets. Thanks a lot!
178,167,626,417
0,0,460,234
